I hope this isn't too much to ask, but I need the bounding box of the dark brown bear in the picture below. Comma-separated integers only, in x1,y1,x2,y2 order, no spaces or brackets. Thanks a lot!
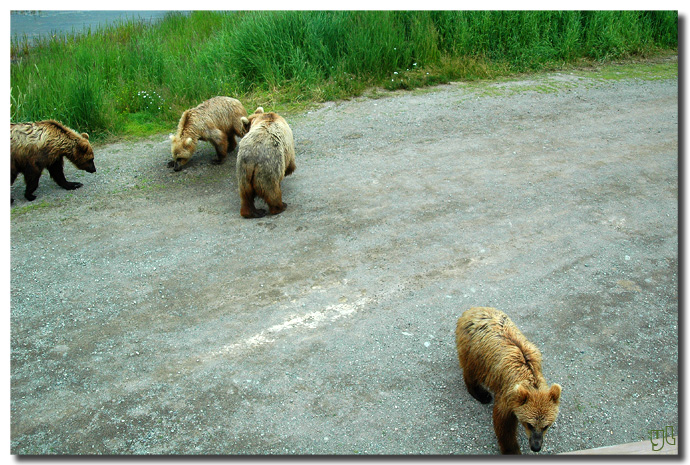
11,120,96,202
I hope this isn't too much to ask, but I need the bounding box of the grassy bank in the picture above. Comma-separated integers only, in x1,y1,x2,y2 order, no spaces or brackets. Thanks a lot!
10,10,677,140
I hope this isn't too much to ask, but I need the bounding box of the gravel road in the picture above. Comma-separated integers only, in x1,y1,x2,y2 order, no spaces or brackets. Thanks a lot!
10,63,678,455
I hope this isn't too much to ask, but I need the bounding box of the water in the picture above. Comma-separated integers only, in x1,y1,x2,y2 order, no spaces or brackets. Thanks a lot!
10,10,185,44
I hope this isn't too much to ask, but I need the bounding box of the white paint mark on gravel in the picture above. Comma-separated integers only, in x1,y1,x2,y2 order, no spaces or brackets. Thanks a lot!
208,297,372,358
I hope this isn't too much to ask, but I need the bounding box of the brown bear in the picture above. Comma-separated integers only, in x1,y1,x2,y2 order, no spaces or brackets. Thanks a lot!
169,96,248,171
455,307,561,455
236,107,296,218
11,120,96,202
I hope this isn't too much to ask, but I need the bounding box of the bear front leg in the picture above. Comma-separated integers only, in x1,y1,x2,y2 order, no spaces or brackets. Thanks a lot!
47,161,82,191
493,403,521,454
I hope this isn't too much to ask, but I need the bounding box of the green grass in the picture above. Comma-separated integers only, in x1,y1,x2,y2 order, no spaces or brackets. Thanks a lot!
452,59,677,100
10,11,678,141
10,199,55,217
590,60,678,81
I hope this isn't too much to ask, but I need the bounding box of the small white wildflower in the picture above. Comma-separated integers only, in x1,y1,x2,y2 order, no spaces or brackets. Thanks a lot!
394,71,398,75
413,63,417,66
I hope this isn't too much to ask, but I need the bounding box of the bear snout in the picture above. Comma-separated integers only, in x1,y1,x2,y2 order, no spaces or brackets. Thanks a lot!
83,161,96,173
529,435,543,452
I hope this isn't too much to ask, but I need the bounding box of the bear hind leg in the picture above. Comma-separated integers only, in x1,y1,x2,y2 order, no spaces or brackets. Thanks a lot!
227,133,237,154
262,183,286,215
11,167,18,204
462,367,492,404
22,170,41,201
285,159,296,177
209,130,229,164
239,184,266,219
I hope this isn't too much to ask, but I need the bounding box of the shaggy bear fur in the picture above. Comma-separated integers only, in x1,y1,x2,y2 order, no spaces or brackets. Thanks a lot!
169,96,248,171
236,107,296,218
11,120,96,202
455,307,561,454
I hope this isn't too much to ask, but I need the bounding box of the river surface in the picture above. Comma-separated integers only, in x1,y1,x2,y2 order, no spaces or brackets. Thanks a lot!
10,10,186,43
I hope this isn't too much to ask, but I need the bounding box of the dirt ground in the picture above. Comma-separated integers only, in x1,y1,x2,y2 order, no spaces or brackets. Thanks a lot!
9,64,678,455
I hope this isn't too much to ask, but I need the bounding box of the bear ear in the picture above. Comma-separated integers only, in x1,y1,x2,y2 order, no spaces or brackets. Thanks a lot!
76,139,92,156
241,116,251,133
549,384,561,404
169,134,175,141
254,107,264,114
184,137,193,147
513,383,530,406
81,132,89,140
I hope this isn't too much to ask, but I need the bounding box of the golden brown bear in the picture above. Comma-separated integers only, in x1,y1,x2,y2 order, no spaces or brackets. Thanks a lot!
236,107,296,218
455,307,561,454
169,96,248,171
11,120,96,202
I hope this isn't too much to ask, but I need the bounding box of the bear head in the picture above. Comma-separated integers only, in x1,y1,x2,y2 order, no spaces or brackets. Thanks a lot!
241,107,266,134
169,134,195,171
73,133,96,173
510,382,561,453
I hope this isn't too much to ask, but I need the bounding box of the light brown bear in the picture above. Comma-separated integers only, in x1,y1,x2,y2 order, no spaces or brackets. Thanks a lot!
236,107,296,218
11,120,96,202
169,96,248,171
455,307,561,454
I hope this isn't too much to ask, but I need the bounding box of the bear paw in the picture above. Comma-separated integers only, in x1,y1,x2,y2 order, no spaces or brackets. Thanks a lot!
65,182,83,190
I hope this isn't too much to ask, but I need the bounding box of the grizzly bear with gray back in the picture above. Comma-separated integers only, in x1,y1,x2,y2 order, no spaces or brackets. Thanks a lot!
455,307,561,454
169,96,248,171
236,107,296,218
11,120,96,202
